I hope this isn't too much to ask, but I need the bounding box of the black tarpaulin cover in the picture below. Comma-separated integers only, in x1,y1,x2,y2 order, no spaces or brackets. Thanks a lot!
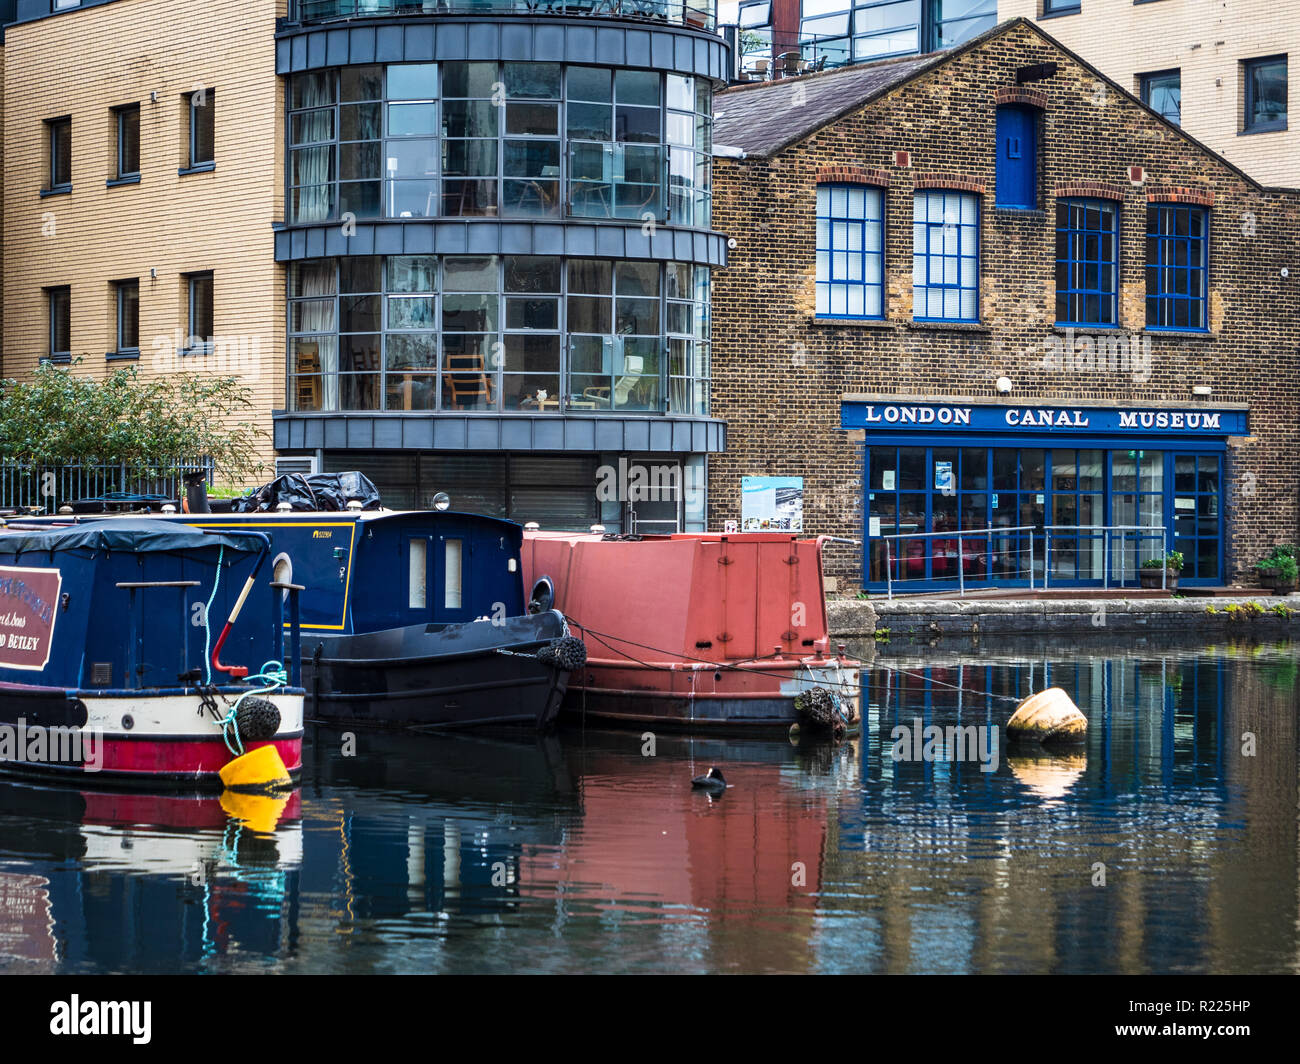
230,471,382,513
0,518,268,556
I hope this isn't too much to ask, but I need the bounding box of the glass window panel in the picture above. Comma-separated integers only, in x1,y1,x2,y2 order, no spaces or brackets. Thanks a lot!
340,141,380,180
340,257,381,293
568,66,612,103
441,100,497,138
387,64,437,100
341,65,383,102
340,102,381,141
386,256,436,292
505,62,561,99
339,180,381,218
568,259,613,294
388,103,438,137
386,332,438,370
442,62,497,98
387,296,436,330
615,69,660,107
506,102,559,136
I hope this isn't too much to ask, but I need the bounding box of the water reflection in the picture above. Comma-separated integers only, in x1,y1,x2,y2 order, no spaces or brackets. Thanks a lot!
0,641,1296,973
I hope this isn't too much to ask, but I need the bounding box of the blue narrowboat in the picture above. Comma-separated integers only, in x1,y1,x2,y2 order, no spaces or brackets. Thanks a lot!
181,509,581,729
0,519,305,786
22,478,584,730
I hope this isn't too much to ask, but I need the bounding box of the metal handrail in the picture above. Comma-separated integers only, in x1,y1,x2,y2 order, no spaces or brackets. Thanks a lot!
877,523,1170,599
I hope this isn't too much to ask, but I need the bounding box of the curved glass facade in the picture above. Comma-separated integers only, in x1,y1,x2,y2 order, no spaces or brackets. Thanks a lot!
288,61,712,228
288,255,710,415
292,0,718,33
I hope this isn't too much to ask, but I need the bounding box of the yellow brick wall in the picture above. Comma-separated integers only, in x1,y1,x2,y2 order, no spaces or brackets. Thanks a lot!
1,0,287,482
1000,2,1299,188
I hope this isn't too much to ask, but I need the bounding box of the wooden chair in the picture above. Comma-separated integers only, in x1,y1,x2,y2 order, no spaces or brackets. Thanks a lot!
443,350,494,408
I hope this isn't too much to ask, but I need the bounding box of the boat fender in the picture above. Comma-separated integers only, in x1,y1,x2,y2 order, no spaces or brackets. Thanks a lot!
219,744,293,794
527,576,555,615
794,687,849,740
235,697,282,743
537,635,587,671
691,767,728,792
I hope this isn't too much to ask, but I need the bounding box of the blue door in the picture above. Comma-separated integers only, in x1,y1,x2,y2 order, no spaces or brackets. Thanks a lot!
996,105,1037,209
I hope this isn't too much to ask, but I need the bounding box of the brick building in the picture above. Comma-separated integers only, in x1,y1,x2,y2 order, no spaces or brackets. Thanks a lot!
709,17,1300,592
2,0,728,530
998,0,1296,188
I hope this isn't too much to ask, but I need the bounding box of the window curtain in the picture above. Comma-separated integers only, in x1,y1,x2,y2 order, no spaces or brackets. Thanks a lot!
298,263,339,410
295,77,335,223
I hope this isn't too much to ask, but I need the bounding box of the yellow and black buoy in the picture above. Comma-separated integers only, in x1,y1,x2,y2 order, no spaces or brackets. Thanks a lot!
218,744,294,794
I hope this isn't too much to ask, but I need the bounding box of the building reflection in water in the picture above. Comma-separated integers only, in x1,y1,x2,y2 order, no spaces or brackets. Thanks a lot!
0,644,1295,973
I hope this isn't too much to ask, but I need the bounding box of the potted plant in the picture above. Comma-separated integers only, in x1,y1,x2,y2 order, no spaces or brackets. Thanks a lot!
1273,554,1298,595
1255,546,1296,591
1139,551,1183,590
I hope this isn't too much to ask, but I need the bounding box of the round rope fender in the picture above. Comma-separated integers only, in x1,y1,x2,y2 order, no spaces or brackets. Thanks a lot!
234,697,282,744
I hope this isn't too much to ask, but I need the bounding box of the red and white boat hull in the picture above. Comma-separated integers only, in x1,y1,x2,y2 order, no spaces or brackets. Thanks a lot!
0,688,304,787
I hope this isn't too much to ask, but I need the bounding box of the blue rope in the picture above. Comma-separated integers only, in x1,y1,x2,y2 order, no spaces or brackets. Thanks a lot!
202,545,224,686
217,662,288,757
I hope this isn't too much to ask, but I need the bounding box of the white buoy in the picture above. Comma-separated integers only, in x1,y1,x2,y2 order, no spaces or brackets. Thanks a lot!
1007,687,1087,744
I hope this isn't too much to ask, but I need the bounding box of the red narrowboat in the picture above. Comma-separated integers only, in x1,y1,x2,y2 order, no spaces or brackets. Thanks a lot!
522,531,862,732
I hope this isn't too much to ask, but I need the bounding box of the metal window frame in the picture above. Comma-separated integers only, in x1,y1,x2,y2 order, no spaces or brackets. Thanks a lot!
189,90,215,168
114,278,141,354
287,254,711,416
46,285,71,357
815,182,885,320
286,61,712,228
1054,197,1119,327
185,271,215,352
1138,68,1181,125
1145,203,1209,332
47,116,72,189
113,103,141,179
1242,54,1288,133
913,189,980,324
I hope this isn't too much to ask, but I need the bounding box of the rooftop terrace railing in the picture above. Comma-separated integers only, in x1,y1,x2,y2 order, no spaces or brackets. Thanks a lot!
291,0,718,33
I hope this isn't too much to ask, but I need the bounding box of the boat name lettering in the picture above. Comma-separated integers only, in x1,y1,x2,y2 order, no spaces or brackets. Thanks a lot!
312,530,332,539
0,577,53,625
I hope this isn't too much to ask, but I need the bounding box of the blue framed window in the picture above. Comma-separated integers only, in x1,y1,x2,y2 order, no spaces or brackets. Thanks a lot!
1243,56,1287,133
1139,69,1181,125
815,184,884,319
995,104,1037,209
912,190,978,322
1055,199,1118,326
1145,204,1208,331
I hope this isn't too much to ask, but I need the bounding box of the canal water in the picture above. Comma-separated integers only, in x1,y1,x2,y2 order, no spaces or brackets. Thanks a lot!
1,638,1296,974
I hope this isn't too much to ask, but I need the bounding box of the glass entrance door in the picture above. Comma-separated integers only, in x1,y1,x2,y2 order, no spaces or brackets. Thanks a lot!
1172,453,1222,581
1110,449,1165,584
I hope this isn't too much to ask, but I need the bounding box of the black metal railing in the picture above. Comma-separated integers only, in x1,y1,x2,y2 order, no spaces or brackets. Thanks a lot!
292,0,717,33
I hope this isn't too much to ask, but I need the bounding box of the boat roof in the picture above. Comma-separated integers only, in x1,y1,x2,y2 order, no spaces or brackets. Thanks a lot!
0,518,269,556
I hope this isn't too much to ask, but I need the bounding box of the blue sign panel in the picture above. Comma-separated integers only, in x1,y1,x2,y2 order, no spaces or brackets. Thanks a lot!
841,401,1247,436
